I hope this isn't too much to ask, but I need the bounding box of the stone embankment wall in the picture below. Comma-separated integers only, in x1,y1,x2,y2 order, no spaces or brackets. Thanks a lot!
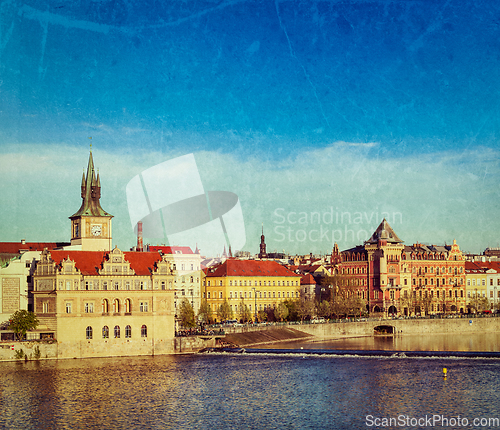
297,317,500,339
0,336,216,361
223,318,500,346
0,341,58,362
174,336,217,353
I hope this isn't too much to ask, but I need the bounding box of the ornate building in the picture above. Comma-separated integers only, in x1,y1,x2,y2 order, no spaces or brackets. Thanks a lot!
331,219,466,316
32,247,176,358
31,151,176,358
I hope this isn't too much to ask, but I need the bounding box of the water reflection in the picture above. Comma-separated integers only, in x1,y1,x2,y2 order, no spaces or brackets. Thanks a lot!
1,345,500,430
257,333,500,352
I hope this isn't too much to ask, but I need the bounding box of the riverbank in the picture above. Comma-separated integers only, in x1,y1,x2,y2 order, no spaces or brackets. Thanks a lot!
3,317,500,360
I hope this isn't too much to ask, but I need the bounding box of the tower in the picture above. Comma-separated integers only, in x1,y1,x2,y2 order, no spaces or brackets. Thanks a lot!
69,150,113,251
365,219,404,314
258,224,267,259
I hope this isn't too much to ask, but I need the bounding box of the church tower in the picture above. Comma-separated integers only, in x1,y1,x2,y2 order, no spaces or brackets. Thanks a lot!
258,224,267,259
69,150,113,251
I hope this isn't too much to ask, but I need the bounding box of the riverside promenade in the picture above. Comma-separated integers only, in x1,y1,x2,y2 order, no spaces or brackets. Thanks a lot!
221,315,500,347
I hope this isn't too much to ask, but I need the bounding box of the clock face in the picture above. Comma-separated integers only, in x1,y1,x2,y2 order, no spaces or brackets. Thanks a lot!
91,225,102,236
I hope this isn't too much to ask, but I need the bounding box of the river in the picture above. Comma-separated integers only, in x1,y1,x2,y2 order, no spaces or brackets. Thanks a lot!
1,334,499,430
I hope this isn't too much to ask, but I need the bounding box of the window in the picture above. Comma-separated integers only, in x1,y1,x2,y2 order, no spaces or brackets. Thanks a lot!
126,281,131,291
113,299,120,313
86,326,93,339
141,325,147,338
102,326,109,339
65,302,72,314
65,280,71,290
85,302,94,313
85,281,93,291
103,281,108,290
42,302,49,313
114,281,119,290
161,281,166,290
219,291,223,299
125,325,132,338
140,301,148,312
125,299,131,313
114,325,120,338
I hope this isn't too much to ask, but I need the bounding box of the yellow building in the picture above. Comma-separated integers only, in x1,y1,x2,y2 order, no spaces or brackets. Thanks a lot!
31,150,176,358
204,259,301,321
33,247,176,358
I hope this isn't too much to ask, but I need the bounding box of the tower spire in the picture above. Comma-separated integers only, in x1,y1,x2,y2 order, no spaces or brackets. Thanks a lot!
70,149,112,218
259,223,267,259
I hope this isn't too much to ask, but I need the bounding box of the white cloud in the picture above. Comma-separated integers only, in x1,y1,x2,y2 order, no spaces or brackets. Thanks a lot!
0,142,498,256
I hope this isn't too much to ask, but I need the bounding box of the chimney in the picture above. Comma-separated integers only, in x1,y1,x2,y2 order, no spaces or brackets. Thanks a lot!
21,239,26,245
137,221,143,252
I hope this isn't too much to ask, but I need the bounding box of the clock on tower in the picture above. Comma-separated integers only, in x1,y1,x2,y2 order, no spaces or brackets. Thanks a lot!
69,150,113,251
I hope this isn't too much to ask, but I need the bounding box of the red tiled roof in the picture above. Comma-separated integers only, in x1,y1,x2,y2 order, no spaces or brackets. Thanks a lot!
300,273,316,285
206,259,301,278
0,242,69,254
49,250,162,276
465,260,500,273
149,246,195,255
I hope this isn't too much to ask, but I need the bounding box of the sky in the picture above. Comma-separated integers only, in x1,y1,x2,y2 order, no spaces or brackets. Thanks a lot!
1,0,499,257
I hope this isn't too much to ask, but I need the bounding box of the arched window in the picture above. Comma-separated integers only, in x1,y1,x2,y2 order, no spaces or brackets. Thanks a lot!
125,299,131,313
102,299,109,313
114,325,120,338
86,326,93,339
141,324,147,338
113,299,120,313
102,326,109,339
125,325,132,338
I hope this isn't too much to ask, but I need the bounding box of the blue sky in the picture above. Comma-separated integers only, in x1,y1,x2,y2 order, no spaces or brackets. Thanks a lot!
1,0,499,256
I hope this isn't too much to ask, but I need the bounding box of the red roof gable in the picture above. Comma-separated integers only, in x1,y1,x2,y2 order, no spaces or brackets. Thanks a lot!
206,259,301,278
49,250,162,276
0,242,69,254
465,260,500,273
300,273,316,285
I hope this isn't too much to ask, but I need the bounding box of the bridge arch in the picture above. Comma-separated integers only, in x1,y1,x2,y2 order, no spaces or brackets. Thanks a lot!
374,325,395,335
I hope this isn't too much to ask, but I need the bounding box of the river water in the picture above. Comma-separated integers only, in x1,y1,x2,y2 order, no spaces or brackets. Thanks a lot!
1,334,500,430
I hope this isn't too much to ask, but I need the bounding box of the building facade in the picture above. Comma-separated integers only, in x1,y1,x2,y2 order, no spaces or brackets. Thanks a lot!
29,150,176,358
331,219,467,316
204,259,301,322
32,247,176,358
148,246,202,318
